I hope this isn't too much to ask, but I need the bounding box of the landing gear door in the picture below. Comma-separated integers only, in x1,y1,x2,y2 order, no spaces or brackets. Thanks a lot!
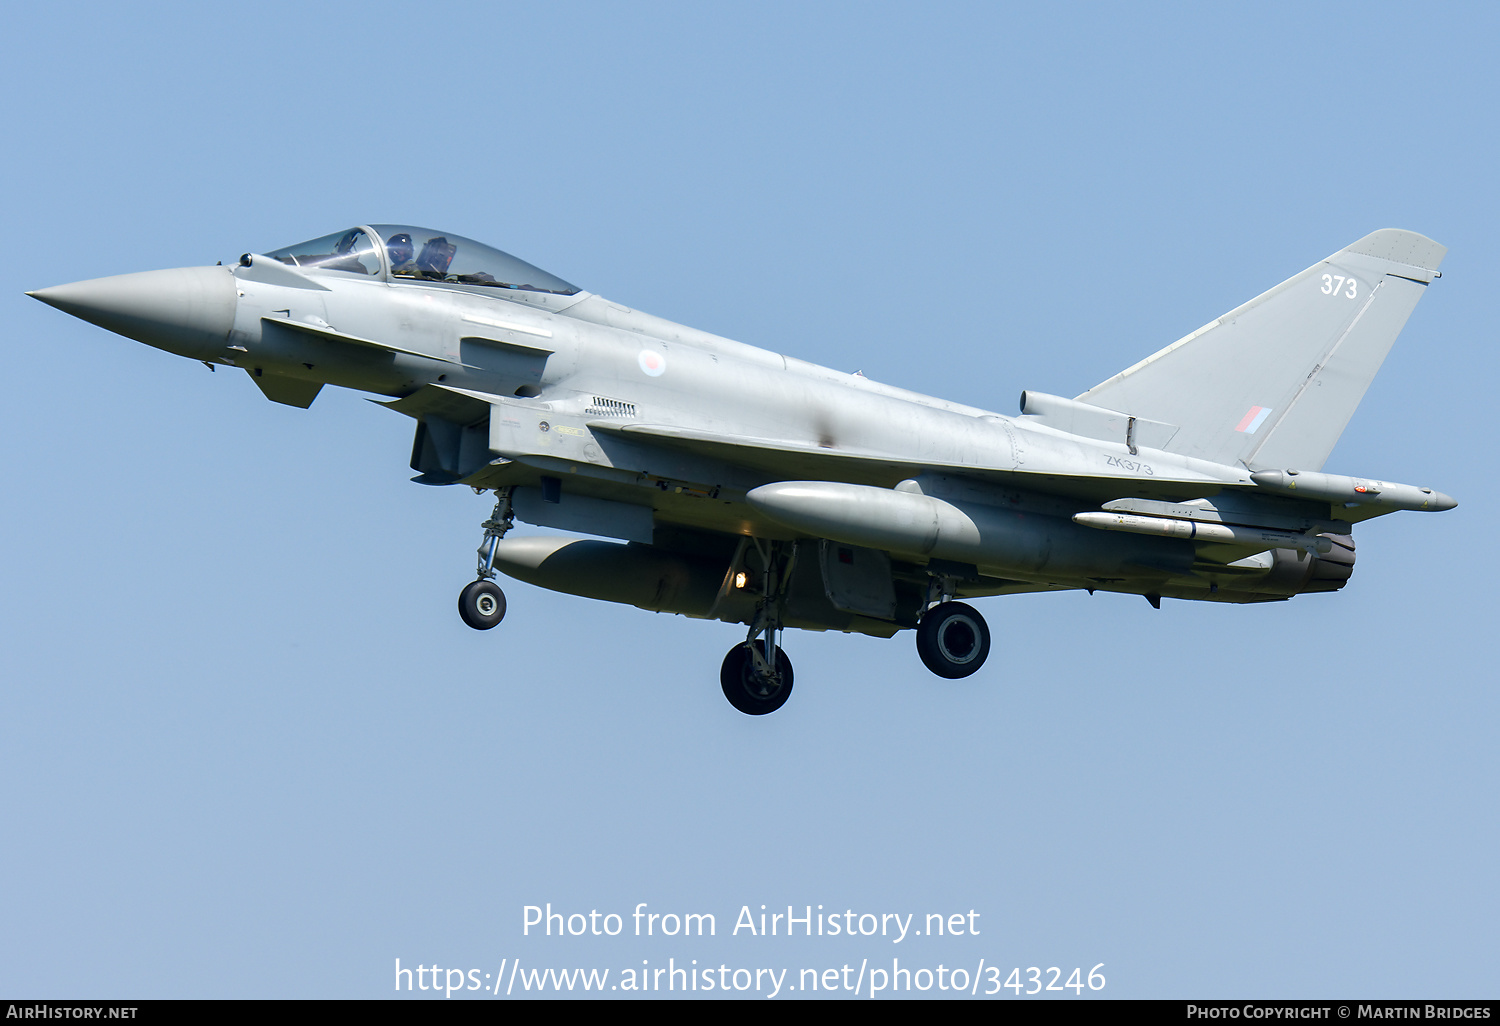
819,541,897,619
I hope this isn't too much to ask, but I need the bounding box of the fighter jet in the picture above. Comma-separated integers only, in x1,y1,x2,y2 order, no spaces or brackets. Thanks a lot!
29,226,1455,714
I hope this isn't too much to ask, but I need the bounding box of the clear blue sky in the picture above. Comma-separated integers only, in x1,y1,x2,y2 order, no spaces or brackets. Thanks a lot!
3,1,1495,999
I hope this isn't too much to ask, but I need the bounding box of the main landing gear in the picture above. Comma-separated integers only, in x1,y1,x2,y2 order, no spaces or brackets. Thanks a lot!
720,642,793,716
915,573,991,678
458,488,514,631
720,539,795,715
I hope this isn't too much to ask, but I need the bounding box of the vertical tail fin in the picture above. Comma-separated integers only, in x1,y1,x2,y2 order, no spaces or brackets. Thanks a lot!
1076,230,1445,471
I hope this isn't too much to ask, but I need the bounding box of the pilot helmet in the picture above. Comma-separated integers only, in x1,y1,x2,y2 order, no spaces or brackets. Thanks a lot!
387,233,414,267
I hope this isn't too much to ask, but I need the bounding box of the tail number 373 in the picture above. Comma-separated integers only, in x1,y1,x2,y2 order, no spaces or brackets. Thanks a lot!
1322,273,1358,299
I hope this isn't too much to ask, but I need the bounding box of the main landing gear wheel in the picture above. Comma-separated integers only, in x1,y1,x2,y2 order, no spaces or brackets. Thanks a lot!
916,601,990,678
458,579,507,630
720,643,794,715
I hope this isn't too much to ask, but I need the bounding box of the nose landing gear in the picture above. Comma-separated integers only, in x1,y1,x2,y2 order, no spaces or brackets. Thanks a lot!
459,579,507,630
458,488,514,631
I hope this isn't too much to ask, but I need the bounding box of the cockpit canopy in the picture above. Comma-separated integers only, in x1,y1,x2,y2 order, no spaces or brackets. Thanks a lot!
265,225,580,296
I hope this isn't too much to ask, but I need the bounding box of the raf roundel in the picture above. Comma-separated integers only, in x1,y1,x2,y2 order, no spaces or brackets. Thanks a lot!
638,349,666,377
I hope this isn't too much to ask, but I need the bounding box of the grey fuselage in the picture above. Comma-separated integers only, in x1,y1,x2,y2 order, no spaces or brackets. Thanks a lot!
31,225,1453,638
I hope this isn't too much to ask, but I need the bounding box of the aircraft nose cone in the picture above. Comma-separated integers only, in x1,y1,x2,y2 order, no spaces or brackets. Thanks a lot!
29,266,237,359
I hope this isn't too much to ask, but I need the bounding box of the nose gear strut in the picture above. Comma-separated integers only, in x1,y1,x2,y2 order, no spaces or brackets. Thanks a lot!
458,488,515,631
476,487,515,582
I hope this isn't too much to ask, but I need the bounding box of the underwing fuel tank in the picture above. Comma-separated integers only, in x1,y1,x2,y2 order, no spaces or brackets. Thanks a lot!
487,535,911,636
747,480,1192,582
487,536,725,614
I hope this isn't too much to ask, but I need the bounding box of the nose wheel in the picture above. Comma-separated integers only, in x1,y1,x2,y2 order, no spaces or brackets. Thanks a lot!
916,600,990,678
458,487,513,631
459,579,507,630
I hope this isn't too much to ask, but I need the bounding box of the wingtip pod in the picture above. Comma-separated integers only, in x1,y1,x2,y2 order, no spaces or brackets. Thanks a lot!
1250,470,1456,511
1343,229,1446,276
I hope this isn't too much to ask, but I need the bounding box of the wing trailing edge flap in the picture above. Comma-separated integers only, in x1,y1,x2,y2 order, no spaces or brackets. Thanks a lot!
592,422,1229,501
